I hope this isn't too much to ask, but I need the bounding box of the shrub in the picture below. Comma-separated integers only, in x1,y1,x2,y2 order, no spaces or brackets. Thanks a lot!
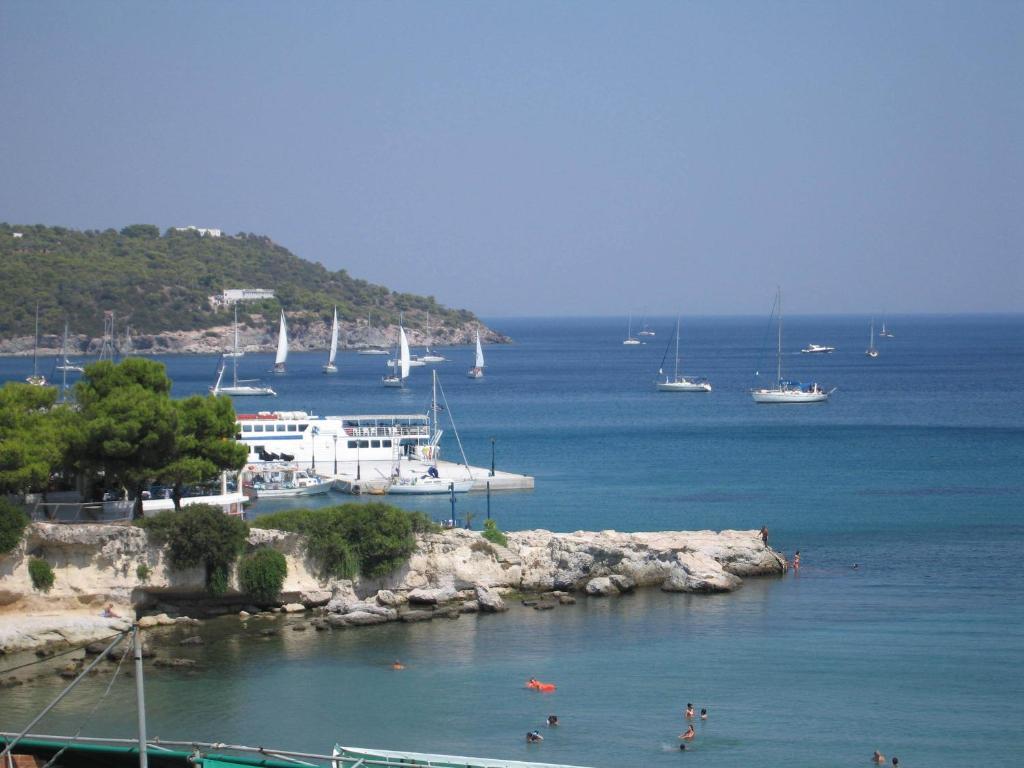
0,499,29,555
482,518,508,547
138,504,247,596
238,548,288,603
136,563,151,582
29,557,54,592
252,503,419,579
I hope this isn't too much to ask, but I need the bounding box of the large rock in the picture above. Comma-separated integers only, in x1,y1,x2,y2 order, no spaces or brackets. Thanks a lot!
281,603,306,613
408,586,458,605
660,552,743,593
339,610,391,627
584,577,619,597
399,610,434,623
474,585,507,613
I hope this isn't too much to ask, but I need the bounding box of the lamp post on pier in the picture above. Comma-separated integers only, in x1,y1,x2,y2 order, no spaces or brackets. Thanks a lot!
490,437,495,477
311,426,318,471
356,435,361,481
332,432,338,476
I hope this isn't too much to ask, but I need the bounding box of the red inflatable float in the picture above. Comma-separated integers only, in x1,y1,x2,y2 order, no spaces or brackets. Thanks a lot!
525,679,557,692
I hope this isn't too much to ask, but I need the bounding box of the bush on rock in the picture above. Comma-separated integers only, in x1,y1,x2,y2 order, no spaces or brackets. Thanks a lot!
29,556,54,592
238,548,288,603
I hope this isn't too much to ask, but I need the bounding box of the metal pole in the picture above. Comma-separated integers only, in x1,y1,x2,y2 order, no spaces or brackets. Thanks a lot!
356,438,361,481
134,626,148,768
490,438,495,477
333,434,337,475
449,482,456,527
486,481,491,519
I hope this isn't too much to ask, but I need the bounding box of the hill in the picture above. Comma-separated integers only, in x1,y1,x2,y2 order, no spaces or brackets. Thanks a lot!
0,223,479,343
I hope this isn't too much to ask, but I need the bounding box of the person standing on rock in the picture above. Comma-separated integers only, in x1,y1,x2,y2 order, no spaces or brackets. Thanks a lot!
760,526,769,546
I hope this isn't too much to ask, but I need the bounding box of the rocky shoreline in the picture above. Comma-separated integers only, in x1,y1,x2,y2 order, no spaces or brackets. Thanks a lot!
0,523,786,658
0,318,509,357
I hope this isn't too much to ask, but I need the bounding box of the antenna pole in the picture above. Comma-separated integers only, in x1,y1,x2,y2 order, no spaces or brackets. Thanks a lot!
134,625,149,768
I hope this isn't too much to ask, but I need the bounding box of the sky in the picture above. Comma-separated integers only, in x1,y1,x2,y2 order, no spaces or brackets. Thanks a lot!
0,1,1021,316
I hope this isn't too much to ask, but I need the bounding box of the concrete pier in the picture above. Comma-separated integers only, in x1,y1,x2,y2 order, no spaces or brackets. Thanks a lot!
325,458,534,495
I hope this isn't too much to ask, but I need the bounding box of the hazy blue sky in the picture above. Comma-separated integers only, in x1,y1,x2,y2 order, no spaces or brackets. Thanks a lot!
1,1,1020,316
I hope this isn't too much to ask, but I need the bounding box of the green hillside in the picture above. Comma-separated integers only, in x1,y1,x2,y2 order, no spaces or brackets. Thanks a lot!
0,223,475,337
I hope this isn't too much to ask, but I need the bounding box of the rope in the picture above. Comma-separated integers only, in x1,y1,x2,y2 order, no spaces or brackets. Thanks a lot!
0,632,125,676
40,634,131,768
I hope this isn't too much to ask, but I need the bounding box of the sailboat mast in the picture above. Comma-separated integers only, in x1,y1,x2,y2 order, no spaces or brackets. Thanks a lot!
232,307,240,386
776,290,783,384
674,316,681,379
431,369,438,438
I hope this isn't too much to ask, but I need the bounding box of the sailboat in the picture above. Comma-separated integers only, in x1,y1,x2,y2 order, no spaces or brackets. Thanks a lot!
751,289,832,403
211,307,276,396
418,313,447,363
25,304,47,386
865,319,879,358
382,321,411,387
272,310,288,374
54,321,84,374
656,316,711,392
623,314,641,345
467,329,485,378
323,306,339,374
358,309,389,354
638,312,656,337
880,316,895,338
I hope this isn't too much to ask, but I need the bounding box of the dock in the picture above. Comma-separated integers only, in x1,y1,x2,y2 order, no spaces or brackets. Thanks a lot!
326,458,534,495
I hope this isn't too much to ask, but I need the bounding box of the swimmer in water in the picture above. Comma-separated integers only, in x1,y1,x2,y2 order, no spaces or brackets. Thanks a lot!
526,731,543,743
685,703,695,719
391,660,405,670
547,715,558,727
700,708,707,720
793,550,801,571
679,725,695,741
872,751,885,764
679,744,687,751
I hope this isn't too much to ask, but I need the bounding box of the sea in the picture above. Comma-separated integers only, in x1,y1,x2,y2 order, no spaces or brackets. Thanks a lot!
2,314,1023,768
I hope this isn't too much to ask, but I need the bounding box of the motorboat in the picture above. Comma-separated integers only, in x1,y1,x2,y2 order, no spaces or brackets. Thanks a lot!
752,289,833,403
800,344,835,354
243,464,332,498
656,315,711,392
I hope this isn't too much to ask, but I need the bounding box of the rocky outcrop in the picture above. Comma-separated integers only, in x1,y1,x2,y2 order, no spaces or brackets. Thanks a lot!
0,524,783,653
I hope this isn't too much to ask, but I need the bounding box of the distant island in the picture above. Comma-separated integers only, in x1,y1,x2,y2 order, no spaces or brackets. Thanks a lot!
0,223,505,355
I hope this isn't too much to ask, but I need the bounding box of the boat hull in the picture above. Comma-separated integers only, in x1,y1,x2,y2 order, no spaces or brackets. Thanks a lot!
751,389,829,403
251,481,333,498
381,376,404,387
322,364,338,374
467,368,483,379
657,379,711,392
212,386,277,397
387,478,474,495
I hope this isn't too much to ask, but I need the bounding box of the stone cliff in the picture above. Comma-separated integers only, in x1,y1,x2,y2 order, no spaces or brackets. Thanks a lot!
0,523,786,653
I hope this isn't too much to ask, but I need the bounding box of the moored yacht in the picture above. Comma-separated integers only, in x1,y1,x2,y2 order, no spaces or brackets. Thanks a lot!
656,315,711,392
800,343,835,354
752,289,833,403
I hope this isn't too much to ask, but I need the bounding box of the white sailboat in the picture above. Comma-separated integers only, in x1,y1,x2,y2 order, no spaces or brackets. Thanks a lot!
656,316,711,392
25,304,46,386
272,310,288,374
211,307,276,396
623,314,641,345
323,306,339,374
751,289,832,403
865,319,879,358
54,320,84,374
418,312,447,362
467,329,485,378
638,312,656,337
382,321,411,387
358,310,390,354
880,316,895,338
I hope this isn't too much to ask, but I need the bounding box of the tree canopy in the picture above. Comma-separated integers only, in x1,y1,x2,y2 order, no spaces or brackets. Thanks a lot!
0,383,76,496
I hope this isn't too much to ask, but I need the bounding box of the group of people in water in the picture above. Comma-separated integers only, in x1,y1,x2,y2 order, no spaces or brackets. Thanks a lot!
525,714,559,743
873,751,899,766
677,702,708,749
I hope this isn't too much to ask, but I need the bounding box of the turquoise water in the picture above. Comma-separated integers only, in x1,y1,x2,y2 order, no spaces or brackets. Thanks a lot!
2,315,1023,767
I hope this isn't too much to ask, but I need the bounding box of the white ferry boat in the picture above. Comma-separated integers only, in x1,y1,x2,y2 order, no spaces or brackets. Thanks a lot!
235,410,438,470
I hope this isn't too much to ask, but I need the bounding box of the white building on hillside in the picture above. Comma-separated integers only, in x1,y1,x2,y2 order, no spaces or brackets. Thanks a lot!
212,288,276,307
174,225,222,237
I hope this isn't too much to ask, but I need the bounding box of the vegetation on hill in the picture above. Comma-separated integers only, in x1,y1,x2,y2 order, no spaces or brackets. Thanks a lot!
0,223,476,337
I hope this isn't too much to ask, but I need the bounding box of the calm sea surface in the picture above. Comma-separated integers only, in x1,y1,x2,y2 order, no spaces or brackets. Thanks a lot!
2,315,1023,767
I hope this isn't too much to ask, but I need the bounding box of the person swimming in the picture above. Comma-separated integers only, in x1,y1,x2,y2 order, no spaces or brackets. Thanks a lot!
685,703,695,719
679,725,695,741
678,743,687,751
526,731,543,743
700,708,707,720
391,660,405,670
872,751,885,764
547,715,558,727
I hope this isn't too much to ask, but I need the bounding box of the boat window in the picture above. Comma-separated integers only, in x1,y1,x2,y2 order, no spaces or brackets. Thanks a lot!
359,440,369,449
287,424,297,432
253,425,264,432
276,424,287,432
382,440,392,448
371,440,380,448
242,425,253,433
347,441,357,449
298,425,308,432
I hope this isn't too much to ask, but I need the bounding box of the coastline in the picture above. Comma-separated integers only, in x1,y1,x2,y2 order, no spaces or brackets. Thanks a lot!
0,524,785,657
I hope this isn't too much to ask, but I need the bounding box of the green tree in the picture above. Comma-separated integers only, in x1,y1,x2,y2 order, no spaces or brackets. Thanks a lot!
160,394,248,510
0,498,30,555
0,383,75,497
72,359,178,518
238,547,288,603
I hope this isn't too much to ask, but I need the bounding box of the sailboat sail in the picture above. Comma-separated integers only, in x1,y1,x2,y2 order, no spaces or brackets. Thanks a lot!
328,307,339,366
274,311,288,370
474,332,485,368
399,325,411,379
